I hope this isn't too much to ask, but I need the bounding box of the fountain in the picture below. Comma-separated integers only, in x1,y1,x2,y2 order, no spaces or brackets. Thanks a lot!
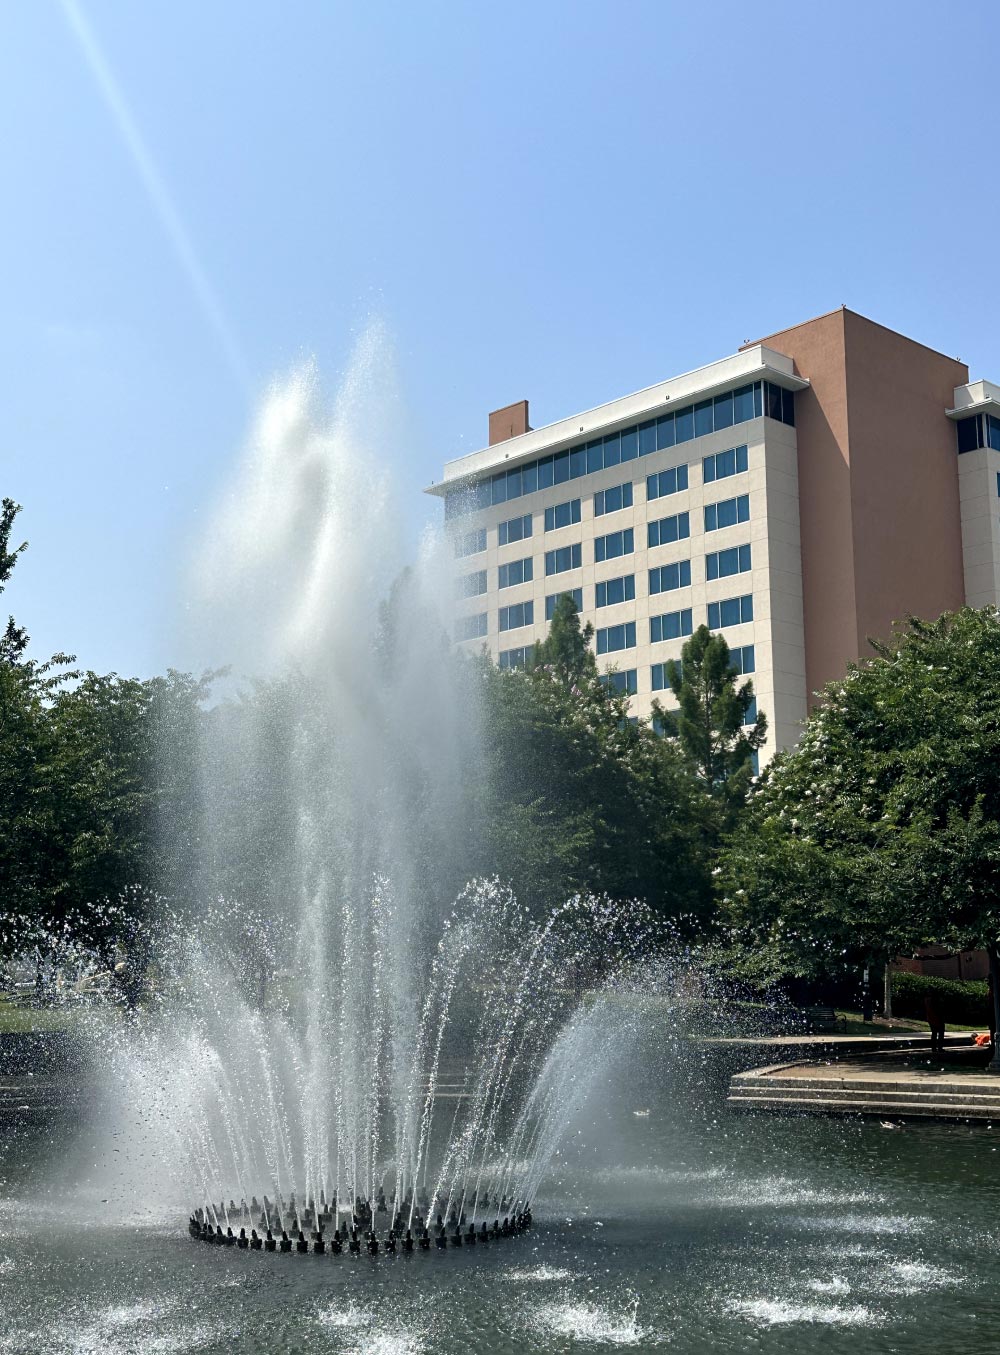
8,333,662,1263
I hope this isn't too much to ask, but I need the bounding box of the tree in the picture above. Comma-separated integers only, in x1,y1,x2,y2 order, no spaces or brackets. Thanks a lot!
720,609,1000,1031
0,497,29,662
528,592,595,685
657,625,766,806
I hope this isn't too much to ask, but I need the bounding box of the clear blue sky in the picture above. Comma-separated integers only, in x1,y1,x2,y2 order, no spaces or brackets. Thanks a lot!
4,0,999,677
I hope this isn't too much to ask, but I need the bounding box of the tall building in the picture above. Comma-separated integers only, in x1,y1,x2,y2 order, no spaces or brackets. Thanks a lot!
426,308,1000,765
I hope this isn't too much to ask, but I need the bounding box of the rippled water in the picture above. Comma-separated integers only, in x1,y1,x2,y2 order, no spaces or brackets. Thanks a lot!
4,1080,1000,1354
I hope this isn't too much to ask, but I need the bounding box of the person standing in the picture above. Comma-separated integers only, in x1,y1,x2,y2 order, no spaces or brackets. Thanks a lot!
924,992,945,1054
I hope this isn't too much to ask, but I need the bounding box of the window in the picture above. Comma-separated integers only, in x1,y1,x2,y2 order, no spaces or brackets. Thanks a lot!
545,543,582,575
499,600,534,632
646,464,689,500
498,557,533,590
704,494,750,532
455,569,487,598
596,622,636,654
443,381,775,519
991,414,1000,452
744,696,758,725
649,559,691,594
601,669,637,695
730,644,755,675
651,662,670,692
707,594,754,628
703,444,749,483
499,645,533,670
498,513,532,546
595,575,635,608
455,613,487,641
454,528,487,558
647,512,690,548
595,528,634,562
544,499,581,531
650,609,693,643
545,587,582,620
706,543,752,580
594,482,634,516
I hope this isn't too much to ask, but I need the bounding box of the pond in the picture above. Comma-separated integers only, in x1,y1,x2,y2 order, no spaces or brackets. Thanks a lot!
3,1080,997,1354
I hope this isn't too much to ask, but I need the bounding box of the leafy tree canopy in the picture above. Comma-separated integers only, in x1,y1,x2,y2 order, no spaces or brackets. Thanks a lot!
720,608,1000,982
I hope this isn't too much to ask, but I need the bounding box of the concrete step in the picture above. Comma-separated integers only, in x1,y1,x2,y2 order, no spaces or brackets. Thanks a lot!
732,1074,1000,1097
728,1094,1000,1120
731,1083,1000,1107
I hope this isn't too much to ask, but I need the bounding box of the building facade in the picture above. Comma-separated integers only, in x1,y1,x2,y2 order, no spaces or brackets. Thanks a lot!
427,308,1000,766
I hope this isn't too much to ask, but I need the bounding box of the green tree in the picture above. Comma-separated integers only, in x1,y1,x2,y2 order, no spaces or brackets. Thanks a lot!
720,608,1000,1014
528,592,596,684
657,625,766,804
0,497,29,662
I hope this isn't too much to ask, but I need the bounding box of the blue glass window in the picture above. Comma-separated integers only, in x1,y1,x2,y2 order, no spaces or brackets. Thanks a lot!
987,413,1000,451
454,528,487,558
594,482,634,516
499,600,534,632
544,499,581,531
443,383,771,518
545,543,583,575
601,669,637,695
657,414,676,450
733,384,755,424
707,594,754,629
706,543,752,580
596,621,636,655
595,528,634,562
713,391,734,430
649,559,692,594
704,494,750,532
703,444,749,483
499,645,534,671
651,662,670,692
730,644,755,675
647,512,690,548
595,575,635,608
455,613,487,641
694,400,714,437
456,569,487,598
498,513,531,546
650,609,693,644
545,587,582,620
498,557,533,589
646,464,689,500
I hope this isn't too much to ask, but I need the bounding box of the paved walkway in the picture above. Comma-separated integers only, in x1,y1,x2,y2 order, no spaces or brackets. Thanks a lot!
728,1047,1000,1121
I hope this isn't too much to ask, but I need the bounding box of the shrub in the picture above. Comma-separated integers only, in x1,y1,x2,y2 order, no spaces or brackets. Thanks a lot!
891,970,989,1026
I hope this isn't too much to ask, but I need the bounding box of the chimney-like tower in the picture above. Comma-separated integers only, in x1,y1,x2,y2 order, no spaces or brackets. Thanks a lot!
488,399,530,446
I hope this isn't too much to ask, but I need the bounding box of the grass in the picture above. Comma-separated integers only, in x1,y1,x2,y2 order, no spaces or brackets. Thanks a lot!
0,995,86,1034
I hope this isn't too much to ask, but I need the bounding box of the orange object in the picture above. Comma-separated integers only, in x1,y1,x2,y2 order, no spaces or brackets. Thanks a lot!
975,1033,992,1047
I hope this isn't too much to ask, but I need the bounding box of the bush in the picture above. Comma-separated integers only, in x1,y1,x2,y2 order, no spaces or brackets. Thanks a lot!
891,970,989,1026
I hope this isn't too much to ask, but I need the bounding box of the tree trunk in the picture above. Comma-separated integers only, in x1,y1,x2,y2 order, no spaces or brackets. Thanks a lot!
861,963,873,1023
883,962,893,1019
989,941,1000,1074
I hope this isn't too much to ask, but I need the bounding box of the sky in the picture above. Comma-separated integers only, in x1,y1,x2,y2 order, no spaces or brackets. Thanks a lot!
3,0,1000,677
